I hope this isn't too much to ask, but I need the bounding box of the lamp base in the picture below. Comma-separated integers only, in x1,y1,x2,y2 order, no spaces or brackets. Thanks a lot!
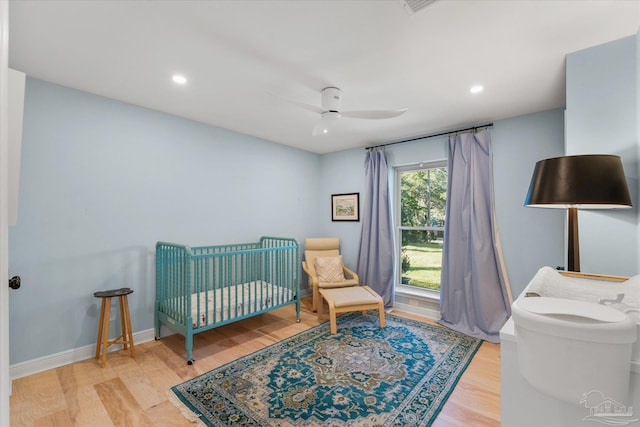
567,207,580,272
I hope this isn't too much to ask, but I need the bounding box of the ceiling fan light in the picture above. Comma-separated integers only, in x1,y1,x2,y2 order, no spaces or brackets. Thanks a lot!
312,121,329,136
312,111,342,136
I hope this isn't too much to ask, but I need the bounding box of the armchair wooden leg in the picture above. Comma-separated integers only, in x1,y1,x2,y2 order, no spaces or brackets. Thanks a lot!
312,287,319,313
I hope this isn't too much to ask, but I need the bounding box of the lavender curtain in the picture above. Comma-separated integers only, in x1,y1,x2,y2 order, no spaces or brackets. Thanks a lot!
357,149,394,309
438,130,511,343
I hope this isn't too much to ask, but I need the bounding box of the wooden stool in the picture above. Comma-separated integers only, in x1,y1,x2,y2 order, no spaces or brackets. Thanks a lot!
318,286,385,334
94,288,135,367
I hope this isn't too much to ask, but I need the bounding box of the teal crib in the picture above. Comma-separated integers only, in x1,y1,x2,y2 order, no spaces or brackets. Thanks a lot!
155,236,300,364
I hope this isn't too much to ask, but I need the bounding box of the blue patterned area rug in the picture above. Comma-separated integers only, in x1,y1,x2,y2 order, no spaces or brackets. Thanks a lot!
171,312,482,426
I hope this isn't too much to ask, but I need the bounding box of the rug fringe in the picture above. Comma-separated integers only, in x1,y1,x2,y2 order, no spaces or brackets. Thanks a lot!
167,389,207,426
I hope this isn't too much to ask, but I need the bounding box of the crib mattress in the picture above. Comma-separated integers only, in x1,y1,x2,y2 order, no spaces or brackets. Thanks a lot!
191,280,293,328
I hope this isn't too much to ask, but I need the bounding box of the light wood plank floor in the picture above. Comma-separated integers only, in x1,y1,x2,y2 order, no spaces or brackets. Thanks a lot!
10,297,500,426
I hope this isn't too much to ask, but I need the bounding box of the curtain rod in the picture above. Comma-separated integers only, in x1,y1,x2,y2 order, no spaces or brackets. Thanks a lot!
365,123,494,151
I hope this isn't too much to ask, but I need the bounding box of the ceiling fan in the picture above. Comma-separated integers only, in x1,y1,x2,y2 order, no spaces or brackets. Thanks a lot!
282,87,408,136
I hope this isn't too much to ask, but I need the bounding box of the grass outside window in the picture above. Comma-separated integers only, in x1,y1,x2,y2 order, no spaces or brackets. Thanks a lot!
401,241,443,291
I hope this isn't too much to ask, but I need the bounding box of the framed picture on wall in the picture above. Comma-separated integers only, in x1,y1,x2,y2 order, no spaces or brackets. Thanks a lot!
331,193,359,221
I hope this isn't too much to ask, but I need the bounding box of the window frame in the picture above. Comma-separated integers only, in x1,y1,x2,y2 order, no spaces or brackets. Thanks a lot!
394,160,447,299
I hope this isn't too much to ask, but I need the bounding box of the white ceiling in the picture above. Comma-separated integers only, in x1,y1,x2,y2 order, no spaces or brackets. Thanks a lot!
8,1,640,154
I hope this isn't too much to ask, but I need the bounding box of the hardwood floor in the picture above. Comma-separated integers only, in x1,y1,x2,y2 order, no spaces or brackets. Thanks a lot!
10,297,500,426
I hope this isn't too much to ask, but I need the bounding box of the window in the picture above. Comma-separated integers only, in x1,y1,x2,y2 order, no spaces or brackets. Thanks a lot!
395,161,447,295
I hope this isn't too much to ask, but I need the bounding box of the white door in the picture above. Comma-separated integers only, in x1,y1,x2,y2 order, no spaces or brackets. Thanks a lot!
0,1,11,425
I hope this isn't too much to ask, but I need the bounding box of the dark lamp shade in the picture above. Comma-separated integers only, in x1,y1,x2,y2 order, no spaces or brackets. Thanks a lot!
524,154,632,209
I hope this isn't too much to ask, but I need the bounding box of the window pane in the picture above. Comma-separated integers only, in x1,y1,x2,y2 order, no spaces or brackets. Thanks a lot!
400,168,447,228
398,164,447,292
400,229,444,291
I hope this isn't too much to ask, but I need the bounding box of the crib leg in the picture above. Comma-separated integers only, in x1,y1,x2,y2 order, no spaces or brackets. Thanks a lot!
154,316,161,340
186,331,194,365
154,302,160,340
296,296,301,323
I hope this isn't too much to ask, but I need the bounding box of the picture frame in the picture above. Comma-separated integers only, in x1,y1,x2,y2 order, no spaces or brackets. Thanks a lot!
331,193,360,221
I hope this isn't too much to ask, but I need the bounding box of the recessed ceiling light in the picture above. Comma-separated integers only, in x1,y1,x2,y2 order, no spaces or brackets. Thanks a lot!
470,85,484,94
172,74,187,85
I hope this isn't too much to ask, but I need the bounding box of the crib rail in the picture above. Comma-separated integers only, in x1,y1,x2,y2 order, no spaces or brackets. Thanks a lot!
155,237,300,359
155,241,193,328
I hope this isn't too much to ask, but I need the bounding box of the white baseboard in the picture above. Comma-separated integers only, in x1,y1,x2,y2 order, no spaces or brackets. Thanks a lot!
392,301,441,321
10,293,312,381
10,328,157,380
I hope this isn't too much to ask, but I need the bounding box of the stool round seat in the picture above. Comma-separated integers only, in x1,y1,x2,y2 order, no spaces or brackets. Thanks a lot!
94,288,133,298
94,287,135,367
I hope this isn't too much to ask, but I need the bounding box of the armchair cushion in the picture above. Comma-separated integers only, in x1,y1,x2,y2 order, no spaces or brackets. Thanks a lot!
315,256,345,283
305,249,340,276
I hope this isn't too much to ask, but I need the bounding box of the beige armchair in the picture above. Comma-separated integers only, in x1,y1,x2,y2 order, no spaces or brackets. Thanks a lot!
302,237,359,313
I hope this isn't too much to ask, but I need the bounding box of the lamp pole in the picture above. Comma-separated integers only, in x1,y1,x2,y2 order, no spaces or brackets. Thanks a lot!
567,207,580,272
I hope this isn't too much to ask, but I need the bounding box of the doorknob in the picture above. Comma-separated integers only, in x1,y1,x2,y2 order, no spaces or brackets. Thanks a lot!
9,276,20,290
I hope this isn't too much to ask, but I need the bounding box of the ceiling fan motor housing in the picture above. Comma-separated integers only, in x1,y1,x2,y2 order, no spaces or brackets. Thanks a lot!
321,87,342,112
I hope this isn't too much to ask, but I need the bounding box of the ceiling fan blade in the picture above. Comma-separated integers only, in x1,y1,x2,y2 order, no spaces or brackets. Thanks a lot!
289,99,325,115
269,92,325,114
341,108,408,120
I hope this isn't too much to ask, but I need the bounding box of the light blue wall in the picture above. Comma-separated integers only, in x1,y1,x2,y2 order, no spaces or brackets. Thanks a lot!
317,149,365,269
320,109,566,299
491,110,565,295
9,78,322,364
565,35,639,276
7,75,585,365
